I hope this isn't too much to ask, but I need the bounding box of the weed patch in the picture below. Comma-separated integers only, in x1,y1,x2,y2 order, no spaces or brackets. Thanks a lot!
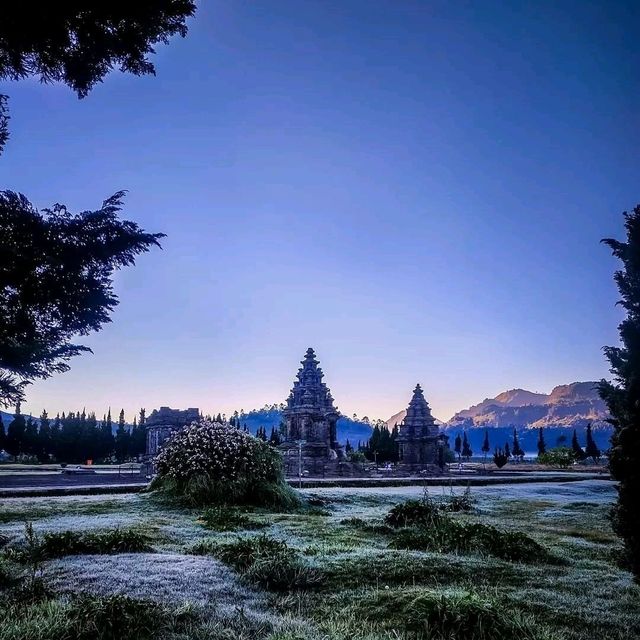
197,506,269,531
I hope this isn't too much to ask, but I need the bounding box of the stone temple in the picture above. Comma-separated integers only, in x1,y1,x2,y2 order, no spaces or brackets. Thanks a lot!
279,348,344,473
397,384,446,468
145,406,200,458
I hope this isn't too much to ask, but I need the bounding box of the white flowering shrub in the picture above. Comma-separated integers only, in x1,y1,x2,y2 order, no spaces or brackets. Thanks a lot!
151,421,299,508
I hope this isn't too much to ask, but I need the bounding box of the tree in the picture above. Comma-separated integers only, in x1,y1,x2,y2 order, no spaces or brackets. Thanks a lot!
504,441,511,459
0,2,196,155
493,447,508,469
0,193,165,406
512,429,524,462
139,408,146,427
23,415,38,457
481,429,490,461
599,206,640,582
6,404,26,459
572,429,586,461
537,427,546,457
114,409,130,463
585,423,601,463
0,413,5,452
461,432,473,461
454,434,462,461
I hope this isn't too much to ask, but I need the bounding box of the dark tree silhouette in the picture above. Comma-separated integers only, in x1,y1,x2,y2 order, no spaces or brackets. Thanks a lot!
493,447,508,469
0,2,196,154
6,404,26,459
585,423,601,463
0,192,164,406
481,429,490,461
599,204,640,581
454,433,462,460
572,429,586,461
461,431,473,460
512,429,524,461
537,427,546,457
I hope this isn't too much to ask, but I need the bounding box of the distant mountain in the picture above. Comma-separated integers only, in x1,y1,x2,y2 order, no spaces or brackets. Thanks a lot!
239,406,374,446
447,381,609,430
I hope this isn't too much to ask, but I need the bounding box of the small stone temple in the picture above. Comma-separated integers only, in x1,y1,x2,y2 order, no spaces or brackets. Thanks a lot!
279,348,343,473
397,384,445,468
145,406,200,458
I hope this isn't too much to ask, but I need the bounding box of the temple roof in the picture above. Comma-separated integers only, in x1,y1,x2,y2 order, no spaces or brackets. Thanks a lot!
398,383,438,439
285,348,338,415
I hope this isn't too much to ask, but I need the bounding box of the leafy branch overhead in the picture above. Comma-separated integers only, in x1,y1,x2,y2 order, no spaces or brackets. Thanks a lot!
0,191,165,406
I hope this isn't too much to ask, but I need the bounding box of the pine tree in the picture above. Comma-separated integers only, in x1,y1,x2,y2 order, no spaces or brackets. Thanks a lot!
6,404,26,459
139,408,146,427
504,441,511,458
572,429,586,461
345,439,353,454
599,203,640,581
481,429,490,459
512,429,524,461
585,423,601,463
37,410,51,462
114,409,130,463
454,433,462,460
462,431,473,460
537,427,546,457
215,413,222,424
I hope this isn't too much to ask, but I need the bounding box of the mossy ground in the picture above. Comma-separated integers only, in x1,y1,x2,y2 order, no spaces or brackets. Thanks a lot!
0,480,637,639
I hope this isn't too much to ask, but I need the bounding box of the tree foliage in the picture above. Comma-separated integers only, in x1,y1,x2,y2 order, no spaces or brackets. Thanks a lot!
0,2,196,155
0,192,164,406
599,204,640,582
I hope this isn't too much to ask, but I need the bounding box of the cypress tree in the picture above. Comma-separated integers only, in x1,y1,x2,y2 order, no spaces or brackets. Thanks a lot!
599,203,640,581
585,423,601,463
38,410,51,462
537,427,546,456
454,433,462,460
504,441,511,458
6,404,26,459
512,429,524,461
139,408,146,427
481,429,490,458
462,431,473,460
572,429,586,461
114,409,130,463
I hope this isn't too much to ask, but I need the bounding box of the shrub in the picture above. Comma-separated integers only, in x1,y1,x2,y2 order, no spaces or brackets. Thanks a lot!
191,533,324,591
151,420,300,509
197,506,268,531
0,594,188,640
355,588,550,640
8,528,151,562
538,447,576,468
390,518,555,564
385,499,443,528
493,448,509,468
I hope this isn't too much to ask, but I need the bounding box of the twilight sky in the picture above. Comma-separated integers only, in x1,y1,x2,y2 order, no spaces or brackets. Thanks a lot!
3,1,639,422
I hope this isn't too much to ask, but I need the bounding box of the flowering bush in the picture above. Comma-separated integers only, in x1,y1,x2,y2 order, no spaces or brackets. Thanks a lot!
151,420,299,508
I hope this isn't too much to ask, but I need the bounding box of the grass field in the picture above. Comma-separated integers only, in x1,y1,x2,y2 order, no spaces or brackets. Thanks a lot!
0,480,638,639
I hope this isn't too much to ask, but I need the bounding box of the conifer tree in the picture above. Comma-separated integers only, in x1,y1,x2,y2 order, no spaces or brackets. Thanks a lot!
216,413,222,424
504,441,511,458
537,427,546,457
462,431,473,460
572,429,586,461
0,413,5,452
585,423,601,463
139,408,146,427
37,410,51,462
345,439,353,454
454,433,462,461
481,429,490,460
6,404,26,459
512,429,524,462
114,409,130,463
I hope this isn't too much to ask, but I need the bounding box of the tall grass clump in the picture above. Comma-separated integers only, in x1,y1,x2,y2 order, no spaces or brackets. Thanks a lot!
191,533,324,591
7,528,151,562
354,588,557,640
0,594,191,640
150,420,300,509
198,505,268,531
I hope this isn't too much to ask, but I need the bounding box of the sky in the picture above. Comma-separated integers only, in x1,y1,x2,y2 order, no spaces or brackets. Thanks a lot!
2,1,639,423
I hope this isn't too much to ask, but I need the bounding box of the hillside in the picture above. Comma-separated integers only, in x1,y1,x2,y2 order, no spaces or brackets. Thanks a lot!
447,381,609,430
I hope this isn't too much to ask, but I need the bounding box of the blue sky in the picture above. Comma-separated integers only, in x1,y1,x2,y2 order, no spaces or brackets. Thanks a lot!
3,1,638,422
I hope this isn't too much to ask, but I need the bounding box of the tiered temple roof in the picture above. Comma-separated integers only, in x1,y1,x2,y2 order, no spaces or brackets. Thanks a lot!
286,348,338,416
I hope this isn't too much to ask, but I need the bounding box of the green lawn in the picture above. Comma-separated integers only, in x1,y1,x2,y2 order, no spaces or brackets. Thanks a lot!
0,480,637,640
